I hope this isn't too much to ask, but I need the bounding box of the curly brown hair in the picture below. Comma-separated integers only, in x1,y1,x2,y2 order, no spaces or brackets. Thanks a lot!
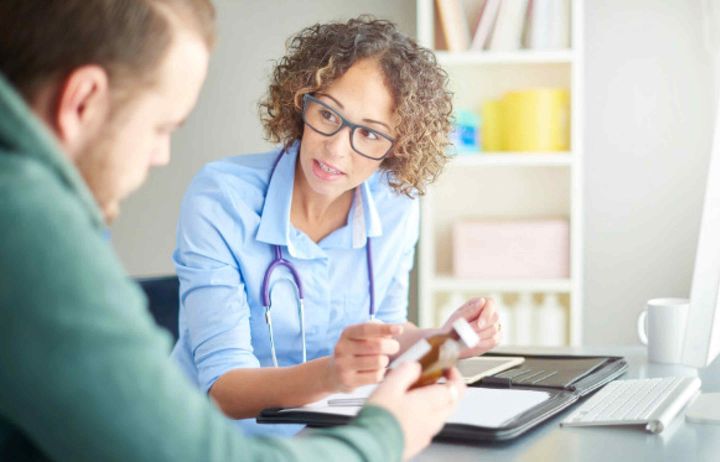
259,16,453,196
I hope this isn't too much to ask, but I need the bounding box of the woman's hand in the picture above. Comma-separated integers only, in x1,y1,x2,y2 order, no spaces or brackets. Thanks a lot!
442,297,501,358
324,322,404,392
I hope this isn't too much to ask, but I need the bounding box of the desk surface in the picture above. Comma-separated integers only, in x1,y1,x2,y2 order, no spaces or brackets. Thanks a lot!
415,345,720,462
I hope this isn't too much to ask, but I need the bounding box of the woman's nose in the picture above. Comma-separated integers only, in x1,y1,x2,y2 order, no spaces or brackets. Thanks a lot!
324,125,354,158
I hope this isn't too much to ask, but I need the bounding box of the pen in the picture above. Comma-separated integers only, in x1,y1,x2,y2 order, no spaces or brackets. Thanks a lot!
328,398,366,407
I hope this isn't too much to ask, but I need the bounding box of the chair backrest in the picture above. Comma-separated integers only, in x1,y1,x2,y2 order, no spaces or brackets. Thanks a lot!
136,275,180,342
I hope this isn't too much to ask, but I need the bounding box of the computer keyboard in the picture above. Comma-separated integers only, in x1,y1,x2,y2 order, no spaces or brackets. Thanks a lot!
561,376,701,433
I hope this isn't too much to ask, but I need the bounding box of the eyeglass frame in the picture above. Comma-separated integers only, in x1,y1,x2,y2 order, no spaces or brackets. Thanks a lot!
301,94,395,161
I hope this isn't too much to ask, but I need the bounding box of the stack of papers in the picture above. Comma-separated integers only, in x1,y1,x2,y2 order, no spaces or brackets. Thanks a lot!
282,385,551,428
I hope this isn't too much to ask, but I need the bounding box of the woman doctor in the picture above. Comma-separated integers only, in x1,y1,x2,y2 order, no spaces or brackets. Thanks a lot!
172,17,500,435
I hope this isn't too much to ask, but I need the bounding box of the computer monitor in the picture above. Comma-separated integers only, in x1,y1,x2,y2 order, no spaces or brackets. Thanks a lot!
680,91,720,423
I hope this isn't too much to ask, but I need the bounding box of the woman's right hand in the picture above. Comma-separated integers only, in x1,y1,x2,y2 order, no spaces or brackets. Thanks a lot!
324,322,404,393
367,362,465,460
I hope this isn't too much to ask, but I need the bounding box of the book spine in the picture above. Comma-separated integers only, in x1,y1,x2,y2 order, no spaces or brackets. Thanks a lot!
435,0,471,51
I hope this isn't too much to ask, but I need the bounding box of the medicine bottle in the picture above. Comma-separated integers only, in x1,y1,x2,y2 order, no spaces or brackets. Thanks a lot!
391,318,479,389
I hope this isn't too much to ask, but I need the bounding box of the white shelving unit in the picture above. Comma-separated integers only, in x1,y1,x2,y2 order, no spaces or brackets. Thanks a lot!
434,50,575,65
450,152,572,167
415,0,584,346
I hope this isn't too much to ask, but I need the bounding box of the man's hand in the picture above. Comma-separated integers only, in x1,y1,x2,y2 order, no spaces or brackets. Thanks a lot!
367,362,465,460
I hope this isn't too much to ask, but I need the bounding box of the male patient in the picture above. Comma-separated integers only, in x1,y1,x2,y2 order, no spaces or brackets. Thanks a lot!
0,1,464,461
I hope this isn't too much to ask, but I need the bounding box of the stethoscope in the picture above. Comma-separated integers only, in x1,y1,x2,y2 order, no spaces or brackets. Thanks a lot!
262,148,376,367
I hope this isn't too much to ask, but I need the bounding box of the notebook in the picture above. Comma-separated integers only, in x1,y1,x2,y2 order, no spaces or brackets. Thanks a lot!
281,385,552,429
258,352,628,441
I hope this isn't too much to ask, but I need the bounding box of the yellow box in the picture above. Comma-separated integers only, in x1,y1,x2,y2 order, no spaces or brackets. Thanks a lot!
500,88,570,152
481,100,503,152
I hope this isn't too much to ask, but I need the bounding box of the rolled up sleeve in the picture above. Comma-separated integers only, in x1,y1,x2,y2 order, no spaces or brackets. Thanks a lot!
174,172,260,394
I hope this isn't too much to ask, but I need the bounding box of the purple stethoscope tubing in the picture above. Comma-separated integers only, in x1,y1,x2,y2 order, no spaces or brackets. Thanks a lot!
261,148,376,367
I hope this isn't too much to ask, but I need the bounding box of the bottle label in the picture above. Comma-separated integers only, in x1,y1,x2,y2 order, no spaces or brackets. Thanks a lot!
388,339,432,369
452,318,480,348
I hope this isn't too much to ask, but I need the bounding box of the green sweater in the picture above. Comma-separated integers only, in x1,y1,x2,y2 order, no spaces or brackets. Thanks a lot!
0,73,403,461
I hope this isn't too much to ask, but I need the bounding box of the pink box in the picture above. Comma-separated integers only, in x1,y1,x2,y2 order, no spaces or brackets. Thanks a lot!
453,219,570,279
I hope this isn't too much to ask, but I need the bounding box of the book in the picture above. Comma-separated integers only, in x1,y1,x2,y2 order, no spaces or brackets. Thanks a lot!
470,0,502,50
435,0,471,51
547,0,571,49
463,0,487,30
488,0,530,51
526,0,571,49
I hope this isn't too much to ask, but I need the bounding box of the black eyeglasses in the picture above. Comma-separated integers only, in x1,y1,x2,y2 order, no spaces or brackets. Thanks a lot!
301,94,395,161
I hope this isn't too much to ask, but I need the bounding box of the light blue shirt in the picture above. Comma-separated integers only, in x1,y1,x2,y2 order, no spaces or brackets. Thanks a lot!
171,143,418,436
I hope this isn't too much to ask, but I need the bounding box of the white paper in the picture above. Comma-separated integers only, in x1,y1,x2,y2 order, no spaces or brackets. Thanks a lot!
281,385,550,429
446,388,550,427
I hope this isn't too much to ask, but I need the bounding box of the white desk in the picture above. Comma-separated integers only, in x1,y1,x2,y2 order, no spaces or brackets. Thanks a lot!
415,346,720,462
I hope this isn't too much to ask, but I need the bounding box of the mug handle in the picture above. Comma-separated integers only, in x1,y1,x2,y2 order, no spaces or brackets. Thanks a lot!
637,310,648,345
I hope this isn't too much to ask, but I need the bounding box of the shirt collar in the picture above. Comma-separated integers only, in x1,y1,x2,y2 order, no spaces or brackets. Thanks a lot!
255,143,297,250
255,142,384,256
350,179,383,248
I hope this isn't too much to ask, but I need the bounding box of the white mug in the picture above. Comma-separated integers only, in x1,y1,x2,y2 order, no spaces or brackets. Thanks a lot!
637,298,689,364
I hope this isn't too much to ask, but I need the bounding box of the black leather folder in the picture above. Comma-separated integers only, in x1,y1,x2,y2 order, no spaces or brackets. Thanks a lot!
257,352,628,442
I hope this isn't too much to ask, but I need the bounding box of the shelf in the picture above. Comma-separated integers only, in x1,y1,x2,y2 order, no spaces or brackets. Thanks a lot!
416,0,583,344
436,50,575,66
431,277,572,293
448,152,572,167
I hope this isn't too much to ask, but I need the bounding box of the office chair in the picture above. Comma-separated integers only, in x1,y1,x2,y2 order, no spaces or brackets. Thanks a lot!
136,275,180,342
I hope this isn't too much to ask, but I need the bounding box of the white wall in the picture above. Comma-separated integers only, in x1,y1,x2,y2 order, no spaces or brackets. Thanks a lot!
112,0,716,345
583,0,714,344
111,0,416,274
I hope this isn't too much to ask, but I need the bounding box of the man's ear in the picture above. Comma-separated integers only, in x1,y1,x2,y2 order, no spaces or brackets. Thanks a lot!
53,65,110,156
